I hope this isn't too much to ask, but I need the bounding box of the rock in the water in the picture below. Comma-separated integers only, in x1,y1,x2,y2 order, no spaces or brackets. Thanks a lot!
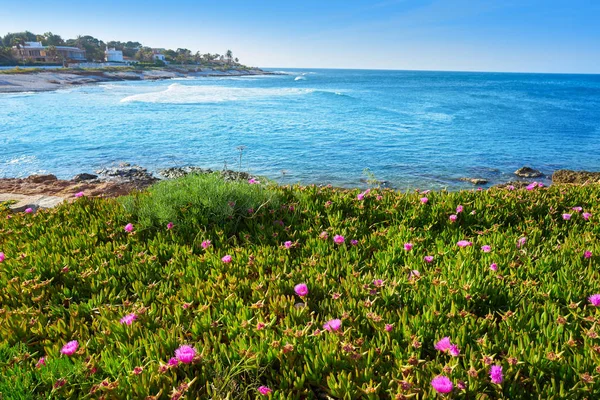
26,174,58,183
95,165,158,186
552,169,600,184
0,193,65,212
514,167,543,178
460,177,488,185
73,173,98,182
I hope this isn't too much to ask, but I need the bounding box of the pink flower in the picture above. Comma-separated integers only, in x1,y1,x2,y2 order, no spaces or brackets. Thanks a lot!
433,336,452,353
133,366,143,375
333,235,345,244
431,375,453,394
481,245,491,253
294,283,308,297
517,237,527,248
201,240,211,249
585,251,592,259
562,214,571,221
0,252,4,262
449,214,458,222
284,241,293,249
507,185,515,190
61,340,79,356
373,279,384,287
409,270,420,279
120,313,137,325
350,239,358,246
256,322,266,330
420,197,428,204
167,222,174,230
526,182,538,191
490,365,503,384
538,183,545,188
168,357,179,367
258,386,272,396
384,324,393,332
248,178,259,184
221,255,232,263
490,263,498,271
74,191,84,198
36,357,46,368
421,190,431,194
449,345,460,356
25,207,34,213
424,255,434,263
174,345,196,364
319,231,329,239
456,205,463,213
589,294,600,306
583,213,591,221
323,319,342,332
376,195,383,200
357,193,365,200
404,243,413,251
124,223,133,232
572,206,583,212
457,240,472,248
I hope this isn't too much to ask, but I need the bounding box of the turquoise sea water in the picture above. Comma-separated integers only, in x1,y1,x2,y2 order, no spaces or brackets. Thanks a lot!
1,69,599,189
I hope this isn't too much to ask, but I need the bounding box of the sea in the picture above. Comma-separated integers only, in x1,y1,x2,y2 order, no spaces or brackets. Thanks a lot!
1,69,599,190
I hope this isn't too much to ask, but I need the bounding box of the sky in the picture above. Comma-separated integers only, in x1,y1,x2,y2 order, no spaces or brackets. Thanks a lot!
2,0,599,73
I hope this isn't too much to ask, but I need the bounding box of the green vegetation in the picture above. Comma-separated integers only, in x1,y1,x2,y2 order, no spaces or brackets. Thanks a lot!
1,30,246,67
0,177,598,399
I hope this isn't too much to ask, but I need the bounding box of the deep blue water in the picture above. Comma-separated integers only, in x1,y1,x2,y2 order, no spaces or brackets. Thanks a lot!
1,69,599,189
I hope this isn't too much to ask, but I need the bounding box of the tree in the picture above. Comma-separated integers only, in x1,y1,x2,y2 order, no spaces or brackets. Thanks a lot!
40,32,64,46
45,45,59,63
135,47,153,62
67,35,105,61
226,49,233,64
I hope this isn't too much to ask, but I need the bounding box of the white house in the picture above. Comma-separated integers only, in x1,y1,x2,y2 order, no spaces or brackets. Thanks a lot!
152,48,166,61
105,48,123,62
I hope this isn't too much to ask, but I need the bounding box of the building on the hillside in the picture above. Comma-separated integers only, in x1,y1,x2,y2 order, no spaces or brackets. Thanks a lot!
152,48,166,61
13,41,86,62
105,47,123,62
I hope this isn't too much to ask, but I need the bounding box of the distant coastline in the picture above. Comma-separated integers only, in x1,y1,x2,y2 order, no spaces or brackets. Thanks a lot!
0,66,279,93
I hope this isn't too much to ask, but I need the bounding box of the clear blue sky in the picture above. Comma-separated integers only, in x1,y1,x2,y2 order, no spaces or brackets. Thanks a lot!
2,0,599,73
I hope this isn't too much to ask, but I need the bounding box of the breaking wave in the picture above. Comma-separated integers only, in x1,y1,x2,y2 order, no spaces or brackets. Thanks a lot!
120,83,319,104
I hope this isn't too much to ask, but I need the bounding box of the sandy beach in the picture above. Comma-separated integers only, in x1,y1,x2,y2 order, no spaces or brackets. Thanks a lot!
0,67,275,93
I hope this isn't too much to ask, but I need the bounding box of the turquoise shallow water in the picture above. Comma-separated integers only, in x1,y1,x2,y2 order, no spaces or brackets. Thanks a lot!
1,69,599,189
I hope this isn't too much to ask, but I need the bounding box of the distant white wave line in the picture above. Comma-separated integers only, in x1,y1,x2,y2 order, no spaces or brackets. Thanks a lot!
120,83,332,104
294,76,306,81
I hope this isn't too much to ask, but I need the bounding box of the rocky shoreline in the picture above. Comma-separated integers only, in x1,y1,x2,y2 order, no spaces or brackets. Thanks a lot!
1,164,599,212
0,67,279,93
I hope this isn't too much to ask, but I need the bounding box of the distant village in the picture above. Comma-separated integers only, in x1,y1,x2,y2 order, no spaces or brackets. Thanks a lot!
0,31,241,68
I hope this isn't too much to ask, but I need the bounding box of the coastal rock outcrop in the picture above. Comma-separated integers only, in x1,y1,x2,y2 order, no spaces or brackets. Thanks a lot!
73,173,98,182
95,165,158,187
0,193,64,213
26,174,58,183
460,177,488,185
158,166,259,182
514,167,543,178
552,169,600,184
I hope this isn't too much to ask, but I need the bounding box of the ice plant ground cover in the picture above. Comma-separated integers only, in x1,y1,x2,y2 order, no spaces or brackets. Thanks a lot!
0,175,599,399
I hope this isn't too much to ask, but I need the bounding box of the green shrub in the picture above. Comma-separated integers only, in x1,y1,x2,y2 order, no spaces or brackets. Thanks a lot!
119,173,281,240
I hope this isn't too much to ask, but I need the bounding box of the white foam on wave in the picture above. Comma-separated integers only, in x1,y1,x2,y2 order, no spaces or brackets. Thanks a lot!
120,83,317,104
7,155,36,164
294,76,306,81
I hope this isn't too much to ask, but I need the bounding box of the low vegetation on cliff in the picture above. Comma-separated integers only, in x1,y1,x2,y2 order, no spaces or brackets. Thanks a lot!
0,174,598,399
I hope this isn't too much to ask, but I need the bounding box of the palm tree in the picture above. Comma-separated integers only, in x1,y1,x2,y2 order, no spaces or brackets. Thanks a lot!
226,49,233,64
